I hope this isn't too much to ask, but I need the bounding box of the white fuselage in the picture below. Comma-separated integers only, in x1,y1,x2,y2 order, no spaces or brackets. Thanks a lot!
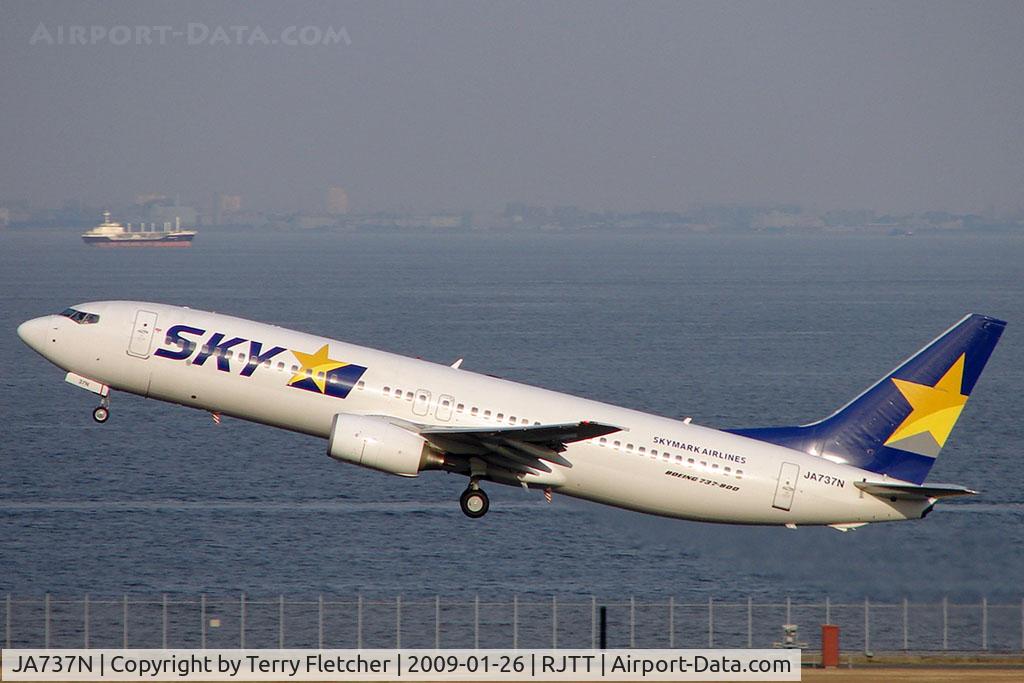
19,301,931,526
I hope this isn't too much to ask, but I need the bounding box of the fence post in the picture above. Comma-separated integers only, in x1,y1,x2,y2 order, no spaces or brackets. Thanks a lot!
590,597,597,649
825,596,831,625
747,596,753,648
201,595,206,650
44,593,51,649
552,595,557,649
475,595,481,650
982,597,988,650
162,594,168,649
630,597,636,648
279,595,285,649
863,597,870,654
318,595,324,649
785,596,791,625
122,594,128,649
599,606,607,650
669,596,675,649
435,595,441,650
942,596,948,651
84,594,90,649
357,595,363,649
395,595,401,649
902,598,908,651
708,596,714,648
5,594,10,649
240,593,246,649
513,595,518,650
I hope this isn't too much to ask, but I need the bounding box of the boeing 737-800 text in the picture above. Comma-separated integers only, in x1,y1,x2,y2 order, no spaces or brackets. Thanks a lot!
17,302,1004,528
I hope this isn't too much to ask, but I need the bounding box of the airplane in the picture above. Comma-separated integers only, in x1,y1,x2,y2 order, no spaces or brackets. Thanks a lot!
17,301,1004,528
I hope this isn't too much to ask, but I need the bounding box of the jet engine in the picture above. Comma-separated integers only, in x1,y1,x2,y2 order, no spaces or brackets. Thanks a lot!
327,413,442,477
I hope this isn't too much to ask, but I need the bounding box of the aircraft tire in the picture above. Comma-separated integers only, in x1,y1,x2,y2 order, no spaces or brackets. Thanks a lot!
460,487,489,518
92,406,109,423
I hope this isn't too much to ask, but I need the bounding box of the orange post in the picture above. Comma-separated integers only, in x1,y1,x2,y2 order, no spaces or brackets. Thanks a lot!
821,624,840,668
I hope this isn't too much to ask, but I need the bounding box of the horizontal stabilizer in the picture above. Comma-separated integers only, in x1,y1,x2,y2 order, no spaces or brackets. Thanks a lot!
854,480,976,500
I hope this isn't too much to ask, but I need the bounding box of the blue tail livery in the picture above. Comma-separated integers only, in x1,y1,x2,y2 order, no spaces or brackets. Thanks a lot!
728,314,1006,484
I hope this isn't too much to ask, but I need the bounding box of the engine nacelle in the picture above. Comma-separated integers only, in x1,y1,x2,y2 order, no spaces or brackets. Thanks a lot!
327,414,436,477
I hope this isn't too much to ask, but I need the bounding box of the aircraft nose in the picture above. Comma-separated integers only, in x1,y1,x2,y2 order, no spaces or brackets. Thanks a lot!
17,316,52,354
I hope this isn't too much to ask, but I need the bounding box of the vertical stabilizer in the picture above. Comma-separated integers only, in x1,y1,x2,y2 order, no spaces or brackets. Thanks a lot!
728,314,1005,483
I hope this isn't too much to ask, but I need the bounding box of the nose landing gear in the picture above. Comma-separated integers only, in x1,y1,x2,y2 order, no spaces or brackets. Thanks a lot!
459,482,489,518
92,397,110,423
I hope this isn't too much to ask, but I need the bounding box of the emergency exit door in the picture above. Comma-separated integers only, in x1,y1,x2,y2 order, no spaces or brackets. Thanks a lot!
127,309,158,358
772,462,800,511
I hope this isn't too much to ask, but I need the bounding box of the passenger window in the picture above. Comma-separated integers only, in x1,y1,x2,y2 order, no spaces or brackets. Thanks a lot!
484,410,491,418
457,403,465,412
675,455,682,462
291,365,299,373
305,368,313,377
662,453,669,461
638,446,646,454
443,399,451,407
393,388,402,398
599,438,607,446
736,470,744,479
471,407,479,416
406,391,413,400
724,467,731,473
383,386,391,394
263,359,271,367
236,353,245,362
521,418,529,425
700,461,707,469
509,415,516,423
356,380,365,390
687,458,695,466
711,463,719,470
626,444,633,452
316,371,325,380
613,441,621,449
277,362,285,371
496,413,504,421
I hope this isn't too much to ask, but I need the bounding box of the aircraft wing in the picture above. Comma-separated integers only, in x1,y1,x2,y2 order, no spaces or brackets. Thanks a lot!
418,421,622,474
854,480,977,500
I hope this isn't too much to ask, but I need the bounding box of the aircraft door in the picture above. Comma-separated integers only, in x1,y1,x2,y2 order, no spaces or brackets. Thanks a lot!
413,389,431,416
436,394,454,421
127,309,159,358
772,462,800,511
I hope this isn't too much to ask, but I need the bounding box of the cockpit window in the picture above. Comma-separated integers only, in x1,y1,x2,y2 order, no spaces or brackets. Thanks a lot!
60,308,100,324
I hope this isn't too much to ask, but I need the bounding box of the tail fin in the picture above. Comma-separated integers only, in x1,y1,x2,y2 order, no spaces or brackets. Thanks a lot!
728,314,1006,484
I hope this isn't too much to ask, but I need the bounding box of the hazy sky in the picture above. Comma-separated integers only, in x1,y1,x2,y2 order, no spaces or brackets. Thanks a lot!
2,1,1023,213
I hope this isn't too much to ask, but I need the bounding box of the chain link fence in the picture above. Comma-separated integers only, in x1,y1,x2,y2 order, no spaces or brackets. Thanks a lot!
5,595,1024,653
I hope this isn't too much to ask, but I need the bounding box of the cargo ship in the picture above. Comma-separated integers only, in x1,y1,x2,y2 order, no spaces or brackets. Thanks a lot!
82,211,196,247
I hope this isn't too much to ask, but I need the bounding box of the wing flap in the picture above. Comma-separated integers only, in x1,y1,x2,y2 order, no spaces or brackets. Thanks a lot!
855,480,977,500
418,420,621,476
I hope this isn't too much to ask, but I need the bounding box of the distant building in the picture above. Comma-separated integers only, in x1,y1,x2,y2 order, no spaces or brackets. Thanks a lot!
327,186,349,215
135,193,167,206
219,194,242,213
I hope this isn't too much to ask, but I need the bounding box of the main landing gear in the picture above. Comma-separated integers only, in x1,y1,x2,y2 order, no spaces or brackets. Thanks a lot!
460,481,489,519
92,396,110,424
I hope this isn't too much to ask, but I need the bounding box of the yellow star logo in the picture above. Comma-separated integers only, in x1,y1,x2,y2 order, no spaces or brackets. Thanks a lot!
884,354,968,450
289,344,349,393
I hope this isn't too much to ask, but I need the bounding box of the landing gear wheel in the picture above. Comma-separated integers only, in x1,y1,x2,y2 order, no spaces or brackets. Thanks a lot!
92,406,109,423
460,487,489,518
